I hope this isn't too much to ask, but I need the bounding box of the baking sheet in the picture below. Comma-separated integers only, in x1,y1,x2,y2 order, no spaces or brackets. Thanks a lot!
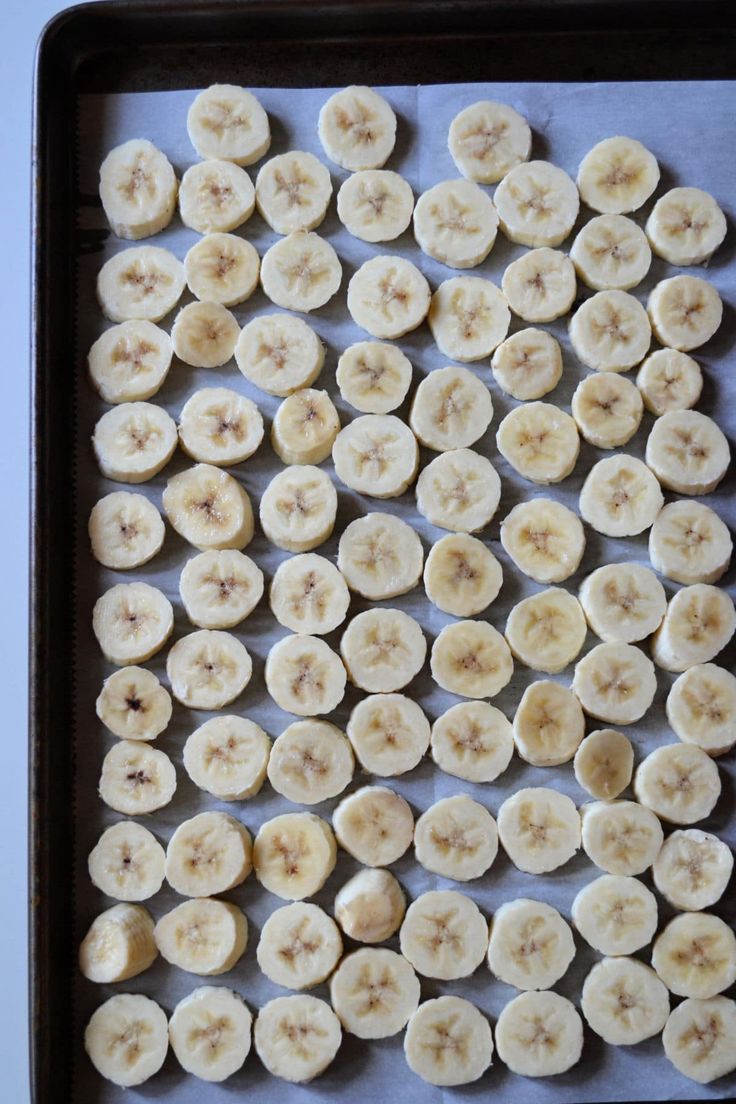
71,80,736,1103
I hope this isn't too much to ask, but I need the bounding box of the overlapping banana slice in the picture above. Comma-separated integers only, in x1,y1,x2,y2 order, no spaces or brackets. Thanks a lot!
634,743,721,825
580,799,663,876
183,716,270,801
653,828,734,911
346,693,430,776
404,996,494,1087
254,995,342,1083
663,996,736,1084
179,160,255,234
260,230,342,313
414,794,498,881
573,728,634,800
496,401,580,484
333,785,414,866
184,232,260,306
332,414,419,498
652,912,736,999
413,179,498,268
409,365,493,452
448,99,531,183
318,85,397,171
512,680,585,765
577,136,659,214
88,320,172,403
646,409,730,495
579,454,663,537
341,607,426,692
92,582,173,665
338,512,424,599
330,948,420,1039
647,275,723,351
399,889,488,980
88,821,165,902
646,186,727,266
430,700,514,783
259,465,337,552
424,532,502,617
253,812,336,900
180,549,264,629
416,448,501,532
431,619,513,698
572,873,658,955
347,255,430,339
267,719,354,804
652,584,736,672
494,160,579,247
256,902,342,989
337,170,414,242
502,247,576,322
271,389,340,466
497,787,581,874
494,990,583,1076
99,740,177,815
334,868,406,943
428,275,510,361
235,312,324,396
569,289,651,372
79,903,157,983
84,994,168,1088
178,388,263,465
163,464,254,550
154,897,248,975
187,84,270,164
255,150,332,234
93,401,178,483
667,663,736,756
166,629,252,710
99,138,177,240
335,340,413,413
500,499,586,583
570,213,652,291
265,633,346,715
165,811,252,898
168,987,252,1083
578,562,666,643
650,501,732,586
269,553,349,635
487,898,575,991
89,491,165,570
96,665,171,741
573,641,657,724
171,301,240,368
491,327,563,400
505,588,587,674
581,957,670,1046
571,372,643,448
97,245,185,323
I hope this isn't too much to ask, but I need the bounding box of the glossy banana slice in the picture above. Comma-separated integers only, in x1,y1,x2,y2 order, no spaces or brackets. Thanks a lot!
99,138,177,240
178,388,263,466
89,491,164,570
99,740,176,815
646,186,727,266
269,553,349,635
97,245,185,323
183,716,270,801
570,213,651,291
336,169,414,242
646,409,730,495
500,499,585,584
256,902,342,990
572,873,658,955
569,289,651,372
88,320,172,403
346,693,430,777
334,868,406,943
84,993,168,1088
502,247,576,322
168,987,252,1083
428,275,510,361
338,512,424,600
512,680,585,765
409,365,493,453
667,663,736,756
577,136,659,214
416,448,501,532
634,743,721,825
79,903,157,983
404,996,493,1087
494,160,579,247
253,812,336,900
571,372,643,448
96,665,171,742
495,991,583,1076
347,255,430,339
179,160,255,233
636,348,703,416
573,728,634,800
259,465,337,552
265,634,346,716
333,785,414,867
163,463,254,550
92,401,177,483
581,957,669,1046
430,700,514,783
430,619,513,699
255,150,332,234
580,799,663,876
154,897,248,975
505,588,587,674
184,232,260,306
341,607,426,692
335,340,412,413
88,821,165,902
260,230,342,313
653,829,734,911
165,811,252,897
496,401,580,484
647,275,723,351
423,532,502,617
573,641,657,725
171,301,239,368
180,549,264,629
650,501,732,586
187,84,270,165
318,85,396,170
663,996,736,1084
652,912,736,999
449,99,531,183
399,890,488,980
578,562,666,643
414,795,498,881
92,582,173,665
579,454,663,537
652,584,736,672
267,719,354,804
254,995,341,1083
271,389,340,466
497,787,581,874
487,898,575,990
235,312,324,396
330,948,420,1039
166,629,252,710
332,414,418,498
413,178,498,268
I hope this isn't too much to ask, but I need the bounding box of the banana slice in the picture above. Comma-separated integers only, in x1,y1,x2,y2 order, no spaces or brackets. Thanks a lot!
92,401,177,483
337,169,414,242
155,897,248,975
88,320,172,403
449,99,531,183
424,533,502,617
89,491,165,570
267,719,354,804
97,245,185,323
495,160,579,247
646,409,730,495
634,743,721,824
427,275,510,361
580,799,663,875
178,387,263,465
497,787,581,874
570,213,652,291
502,247,576,322
431,619,513,699
569,288,651,372
404,996,494,1087
491,327,563,401
578,562,666,643
495,990,583,1076
338,512,424,600
270,553,349,635
487,898,575,990
571,874,658,955
260,230,342,313
579,454,663,537
414,795,498,882
512,680,585,765
179,160,255,234
332,414,418,498
652,912,736,999
650,501,732,586
416,448,501,532
409,365,493,453
333,785,414,866
180,549,264,629
166,629,252,709
335,340,412,413
85,994,168,1088
571,372,643,448
253,812,336,900
577,136,659,214
318,85,396,170
255,150,332,234
171,301,239,368
96,665,172,742
168,987,252,1083
165,811,251,898
265,633,346,716
573,641,657,724
399,890,488,980
79,903,157,983
347,693,430,777
99,138,177,239
257,901,342,989
668,664,736,756
430,700,514,783
500,499,586,584
184,232,260,306
334,868,406,943
652,584,736,672
259,465,337,552
92,582,173,665
637,348,703,417
347,255,430,339
88,821,165,902
330,948,420,1039
254,995,341,1083
413,179,498,268
496,401,580,484
271,389,340,466
647,274,723,351
187,84,270,165
646,186,727,266
653,829,734,911
183,715,270,800
99,740,177,815
235,312,324,397
341,607,426,692
505,589,587,674
163,463,254,550
663,996,736,1084
581,957,669,1046
573,729,634,800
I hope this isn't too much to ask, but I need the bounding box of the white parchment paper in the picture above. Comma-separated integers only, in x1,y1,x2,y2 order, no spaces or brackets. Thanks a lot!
71,81,736,1103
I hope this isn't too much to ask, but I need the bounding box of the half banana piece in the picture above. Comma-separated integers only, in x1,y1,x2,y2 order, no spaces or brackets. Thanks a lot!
428,275,510,361
253,812,336,900
335,340,412,413
265,633,346,715
183,715,270,801
571,873,658,955
97,245,185,323
577,136,659,214
341,608,426,693
92,581,173,665
500,498,585,583
651,584,736,672
416,448,501,532
636,348,703,416
579,454,663,537
646,409,730,495
235,312,324,396
88,821,165,901
667,663,736,756
578,562,666,643
634,742,721,825
187,84,270,165
494,160,579,247
571,372,643,448
409,365,493,453
346,693,430,777
330,948,420,1039
573,641,657,725
168,987,252,1083
184,232,260,306
88,319,172,403
647,274,723,351
512,679,585,765
99,138,177,240
89,491,165,570
497,787,581,874
413,178,498,268
502,247,576,322
338,512,424,600
178,159,255,234
99,740,177,815
318,85,396,170
570,213,651,291
163,463,254,550
178,387,264,465
92,401,177,483
79,903,157,983
505,588,587,674
496,401,580,484
256,901,342,989
404,996,494,1087
267,720,354,804
347,255,430,339
269,553,349,635
569,289,651,372
254,995,342,1083
581,957,669,1046
334,868,406,943
663,996,736,1084
430,619,513,699
333,785,414,867
171,301,240,368
649,501,731,586
259,465,337,551
332,414,418,498
580,799,663,876
399,889,488,980
337,169,414,242
164,811,252,897
167,629,253,710
260,231,342,313
448,99,531,183
271,388,340,466
423,532,502,617
430,700,514,783
653,828,733,911
180,548,264,629
487,898,575,990
646,186,727,266
573,728,634,800
652,912,736,999
154,897,248,976
413,794,498,881
495,990,583,1076
491,327,563,401
255,150,332,234
96,665,171,741
85,993,168,1088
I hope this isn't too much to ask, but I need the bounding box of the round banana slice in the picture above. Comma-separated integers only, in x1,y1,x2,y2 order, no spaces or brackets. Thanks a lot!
178,387,264,465
414,795,498,882
570,213,652,291
496,401,580,484
97,245,185,323
571,372,643,448
265,634,346,716
318,85,396,170
579,454,663,537
93,401,177,483
260,230,342,313
255,150,332,234
428,275,510,361
341,608,426,692
409,365,493,453
166,629,252,710
578,562,666,643
652,584,736,672
271,389,340,466
505,588,587,674
99,138,177,240
253,812,337,900
88,320,172,403
500,499,586,584
573,641,657,725
497,787,581,874
254,995,341,1083
257,902,342,990
430,700,514,783
99,740,177,815
572,874,658,955
269,553,349,635
491,327,563,401
413,178,498,268
335,340,412,413
346,693,430,777
573,729,634,800
646,186,727,266
646,409,730,495
88,822,165,902
512,680,585,765
652,912,736,999
163,463,254,550
647,274,723,352
259,465,337,552
184,232,260,306
495,990,583,1077
577,136,659,214
333,785,414,867
502,247,576,323
347,255,430,339
187,84,270,165
431,619,513,699
267,720,354,804
336,169,414,242
330,948,420,1039
399,890,488,980
89,491,164,570
183,716,270,800
653,829,734,911
179,159,255,234
569,288,651,372
494,160,579,247
165,811,252,897
449,99,531,183
580,799,663,876
235,312,324,397
338,512,424,600
332,414,418,498
96,665,172,742
636,348,703,417
92,582,173,665
424,533,502,617
487,898,575,990
634,743,721,825
663,996,736,1084
405,996,493,1087
334,868,406,943
667,664,736,756
154,897,248,976
581,957,669,1046
650,501,732,586
168,987,252,1083
416,448,501,532
171,301,239,368
84,993,168,1088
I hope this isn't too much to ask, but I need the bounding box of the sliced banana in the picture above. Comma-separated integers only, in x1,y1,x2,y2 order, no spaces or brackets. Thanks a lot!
577,136,659,214
334,868,406,943
88,821,165,902
165,811,252,898
449,99,531,183
399,890,488,980
650,501,732,586
647,274,723,351
166,629,252,710
265,633,346,716
333,785,414,867
653,829,734,911
330,948,420,1039
496,401,580,484
254,995,341,1083
259,465,337,552
667,663,736,756
652,912,736,999
85,993,168,1088
495,990,583,1077
346,693,430,777
570,213,652,291
573,728,634,800
318,85,396,171
92,401,177,483
646,409,730,495
652,584,736,672
260,230,342,313
409,365,493,453
336,169,414,242
505,588,587,675
179,159,255,234
99,740,177,815
578,562,666,643
338,512,424,600
494,160,579,247
79,903,157,983
502,247,576,322
404,995,494,1087
497,787,581,874
487,898,575,990
163,463,254,550
255,150,332,234
500,498,586,584
341,607,426,692
581,957,669,1046
634,743,721,825
663,996,736,1084
99,138,177,240
92,582,173,665
96,665,172,742
184,232,260,306
579,454,663,537
256,902,342,989
413,178,498,268
573,641,657,724
89,491,164,570
271,388,340,466
171,301,239,368
253,812,336,901
155,897,248,975
332,414,418,498
347,254,430,339
430,700,514,783
88,319,172,403
580,799,663,876
427,274,510,361
414,794,498,882
187,84,270,165
571,873,658,955
97,245,185,323
424,532,502,617
269,553,349,635
569,288,651,372
571,372,643,448
512,679,585,765
491,327,563,401
267,719,354,804
183,715,270,801
416,448,501,532
178,387,264,465
335,340,412,413
235,312,324,397
646,186,727,266
180,549,264,629
637,348,703,417
430,619,513,699
168,986,252,1083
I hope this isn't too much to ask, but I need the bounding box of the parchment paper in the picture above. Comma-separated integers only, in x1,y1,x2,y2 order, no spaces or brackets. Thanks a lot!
71,81,736,1103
